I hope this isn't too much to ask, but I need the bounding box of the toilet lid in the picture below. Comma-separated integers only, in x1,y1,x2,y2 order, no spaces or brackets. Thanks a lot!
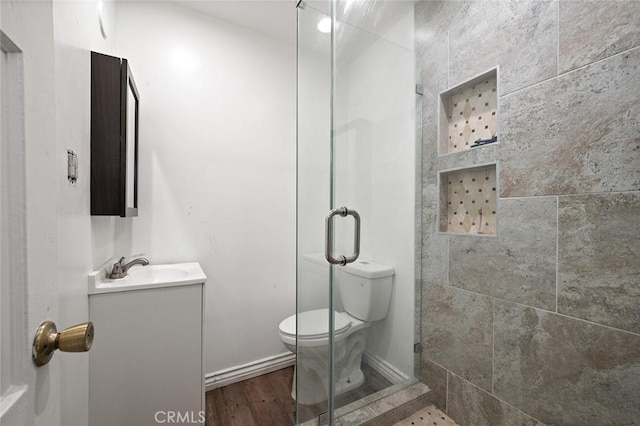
279,309,351,338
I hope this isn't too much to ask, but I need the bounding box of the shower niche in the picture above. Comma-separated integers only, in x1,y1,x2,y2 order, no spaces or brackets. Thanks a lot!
440,164,497,235
439,68,498,155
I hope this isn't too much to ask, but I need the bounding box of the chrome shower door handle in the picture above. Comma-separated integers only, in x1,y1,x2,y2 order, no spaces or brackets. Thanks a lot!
325,207,361,265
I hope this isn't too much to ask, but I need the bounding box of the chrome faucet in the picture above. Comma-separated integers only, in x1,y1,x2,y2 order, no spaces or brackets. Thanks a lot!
109,256,149,279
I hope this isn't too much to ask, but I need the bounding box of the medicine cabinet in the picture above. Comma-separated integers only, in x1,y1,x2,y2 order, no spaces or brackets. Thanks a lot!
91,51,139,217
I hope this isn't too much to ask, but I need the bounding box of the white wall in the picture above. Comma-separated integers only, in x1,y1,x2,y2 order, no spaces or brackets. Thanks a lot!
0,1,117,425
297,3,415,377
114,1,297,376
52,1,119,424
296,5,332,313
113,0,415,386
3,4,414,424
334,4,416,376
359,3,415,377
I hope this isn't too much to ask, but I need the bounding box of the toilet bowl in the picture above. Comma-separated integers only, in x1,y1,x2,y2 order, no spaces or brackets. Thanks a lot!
278,257,394,405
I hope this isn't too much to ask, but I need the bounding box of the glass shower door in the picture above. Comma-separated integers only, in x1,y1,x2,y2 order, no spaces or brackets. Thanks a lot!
296,1,416,424
296,4,333,423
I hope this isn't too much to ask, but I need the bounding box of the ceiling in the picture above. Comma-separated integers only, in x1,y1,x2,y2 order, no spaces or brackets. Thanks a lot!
178,0,415,49
180,1,297,43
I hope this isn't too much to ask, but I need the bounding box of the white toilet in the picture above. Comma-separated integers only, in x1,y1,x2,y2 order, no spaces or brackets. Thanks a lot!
278,256,394,405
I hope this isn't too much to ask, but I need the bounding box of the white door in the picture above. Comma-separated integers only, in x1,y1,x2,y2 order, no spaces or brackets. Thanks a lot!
0,28,33,426
0,19,62,426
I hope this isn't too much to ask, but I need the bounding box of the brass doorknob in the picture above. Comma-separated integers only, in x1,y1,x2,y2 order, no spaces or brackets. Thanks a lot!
32,321,94,367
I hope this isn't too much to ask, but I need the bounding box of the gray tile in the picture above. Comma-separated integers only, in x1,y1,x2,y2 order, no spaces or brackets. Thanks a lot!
422,142,439,204
368,382,430,422
494,300,640,425
418,32,449,100
419,33,448,203
415,203,423,279
422,283,492,391
335,383,431,426
448,1,557,95
416,97,424,203
422,143,439,204
438,144,498,173
560,0,640,73
415,1,472,51
447,373,542,426
500,47,640,197
334,405,377,426
414,279,422,344
449,197,557,310
558,192,640,334
421,203,448,285
420,359,447,412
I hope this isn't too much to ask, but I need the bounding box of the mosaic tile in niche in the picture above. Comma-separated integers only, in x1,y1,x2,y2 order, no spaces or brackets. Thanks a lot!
440,69,498,154
441,164,497,235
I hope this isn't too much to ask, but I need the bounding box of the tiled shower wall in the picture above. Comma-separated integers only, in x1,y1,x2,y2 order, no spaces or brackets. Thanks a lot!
415,1,640,425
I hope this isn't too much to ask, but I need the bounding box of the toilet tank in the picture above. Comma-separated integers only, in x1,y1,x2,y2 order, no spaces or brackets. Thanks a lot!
337,259,394,322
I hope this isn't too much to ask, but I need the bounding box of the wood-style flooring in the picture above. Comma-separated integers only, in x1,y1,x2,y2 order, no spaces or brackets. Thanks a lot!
206,364,392,426
206,367,295,426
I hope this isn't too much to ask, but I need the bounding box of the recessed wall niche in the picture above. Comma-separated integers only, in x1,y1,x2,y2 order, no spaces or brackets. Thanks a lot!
440,164,497,235
439,68,498,154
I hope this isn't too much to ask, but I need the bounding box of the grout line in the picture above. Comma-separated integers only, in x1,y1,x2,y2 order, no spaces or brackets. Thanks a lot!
445,370,449,414
500,74,559,98
496,191,640,201
446,370,549,426
497,195,557,201
423,359,549,425
556,196,560,313
446,30,450,88
445,229,450,284
556,0,560,76
423,358,451,412
491,298,495,395
424,358,448,372
502,44,640,98
424,280,640,338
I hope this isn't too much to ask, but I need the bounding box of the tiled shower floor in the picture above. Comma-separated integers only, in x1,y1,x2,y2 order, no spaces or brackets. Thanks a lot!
206,365,456,425
393,405,457,426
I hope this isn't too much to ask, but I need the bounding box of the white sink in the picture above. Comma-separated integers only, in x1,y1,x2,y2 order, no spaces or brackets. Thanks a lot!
88,262,206,294
128,266,189,284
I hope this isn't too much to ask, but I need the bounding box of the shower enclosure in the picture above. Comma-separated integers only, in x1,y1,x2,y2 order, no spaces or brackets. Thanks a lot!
296,1,418,423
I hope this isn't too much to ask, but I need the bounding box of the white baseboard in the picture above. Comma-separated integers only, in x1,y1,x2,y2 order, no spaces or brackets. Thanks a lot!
363,352,409,385
205,352,295,391
205,351,406,392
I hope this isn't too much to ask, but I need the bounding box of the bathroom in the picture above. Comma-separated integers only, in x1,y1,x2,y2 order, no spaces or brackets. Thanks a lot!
1,0,639,425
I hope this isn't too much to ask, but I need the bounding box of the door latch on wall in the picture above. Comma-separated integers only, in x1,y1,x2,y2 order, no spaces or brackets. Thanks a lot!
67,149,78,184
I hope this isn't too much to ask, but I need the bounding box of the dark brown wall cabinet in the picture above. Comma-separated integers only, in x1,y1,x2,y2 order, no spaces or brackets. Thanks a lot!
91,51,139,217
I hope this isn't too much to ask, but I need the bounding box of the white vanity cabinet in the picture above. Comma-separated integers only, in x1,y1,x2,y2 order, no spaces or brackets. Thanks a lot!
88,263,206,426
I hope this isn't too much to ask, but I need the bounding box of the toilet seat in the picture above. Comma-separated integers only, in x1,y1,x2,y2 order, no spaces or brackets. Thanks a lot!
278,309,356,348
